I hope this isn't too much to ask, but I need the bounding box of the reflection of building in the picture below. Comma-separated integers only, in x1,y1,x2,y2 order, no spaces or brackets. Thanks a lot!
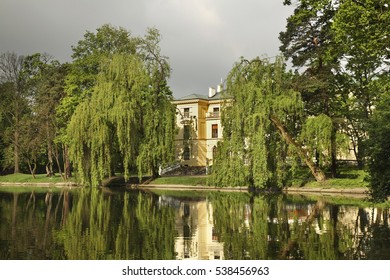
174,200,224,260
173,85,226,167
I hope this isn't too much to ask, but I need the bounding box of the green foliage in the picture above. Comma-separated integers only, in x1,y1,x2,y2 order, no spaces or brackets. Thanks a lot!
280,0,390,179
60,24,137,115
56,24,138,149
63,26,175,186
332,0,389,74
21,53,69,177
367,83,390,200
0,52,29,173
211,57,303,189
68,50,175,186
299,114,333,166
331,0,389,167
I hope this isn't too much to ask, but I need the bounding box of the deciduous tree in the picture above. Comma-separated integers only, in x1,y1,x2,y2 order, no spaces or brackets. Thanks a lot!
211,57,326,189
68,28,175,186
0,52,28,173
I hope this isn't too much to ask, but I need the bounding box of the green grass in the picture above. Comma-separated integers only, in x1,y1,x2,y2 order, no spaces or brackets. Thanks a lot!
291,167,369,189
150,176,207,186
0,173,68,184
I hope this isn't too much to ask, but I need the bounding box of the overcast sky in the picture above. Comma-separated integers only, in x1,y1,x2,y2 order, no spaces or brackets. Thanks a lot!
0,0,294,98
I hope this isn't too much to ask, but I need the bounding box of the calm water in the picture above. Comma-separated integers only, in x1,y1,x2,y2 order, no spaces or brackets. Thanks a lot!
0,187,389,260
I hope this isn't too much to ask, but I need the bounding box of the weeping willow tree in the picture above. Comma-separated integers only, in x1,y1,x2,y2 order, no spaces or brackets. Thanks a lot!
211,56,327,189
67,30,175,186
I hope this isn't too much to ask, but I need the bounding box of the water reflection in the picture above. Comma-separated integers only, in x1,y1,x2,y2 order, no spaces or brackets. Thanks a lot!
0,188,389,260
168,198,224,260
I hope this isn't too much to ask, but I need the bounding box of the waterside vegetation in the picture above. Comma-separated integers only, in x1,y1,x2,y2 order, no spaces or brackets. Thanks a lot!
1,1,389,200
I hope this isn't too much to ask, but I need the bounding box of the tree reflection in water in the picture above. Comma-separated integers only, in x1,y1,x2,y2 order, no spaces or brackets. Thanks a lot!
0,189,389,259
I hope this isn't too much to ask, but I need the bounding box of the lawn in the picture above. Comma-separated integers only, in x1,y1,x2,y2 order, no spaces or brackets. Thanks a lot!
291,167,369,189
150,175,207,186
304,169,368,189
0,167,369,190
0,173,67,184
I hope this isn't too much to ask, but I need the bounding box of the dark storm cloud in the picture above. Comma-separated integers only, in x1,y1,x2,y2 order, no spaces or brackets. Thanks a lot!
0,0,293,97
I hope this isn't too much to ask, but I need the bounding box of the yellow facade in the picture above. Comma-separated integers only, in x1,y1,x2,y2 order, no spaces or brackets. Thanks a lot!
173,90,225,167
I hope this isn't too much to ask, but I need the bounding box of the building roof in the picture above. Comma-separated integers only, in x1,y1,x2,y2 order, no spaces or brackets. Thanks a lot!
175,91,229,101
176,93,209,101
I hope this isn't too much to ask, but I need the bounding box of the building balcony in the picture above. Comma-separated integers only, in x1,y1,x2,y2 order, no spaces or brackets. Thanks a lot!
206,112,220,119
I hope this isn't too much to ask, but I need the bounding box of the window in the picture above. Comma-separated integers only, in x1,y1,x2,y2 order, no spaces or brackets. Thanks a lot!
183,108,190,118
212,124,218,138
213,107,220,117
183,125,190,140
183,146,190,160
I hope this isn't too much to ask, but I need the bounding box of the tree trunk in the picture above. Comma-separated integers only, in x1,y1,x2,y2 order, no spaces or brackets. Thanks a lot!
330,126,337,178
63,145,71,179
270,114,326,182
46,140,54,177
53,145,65,180
13,129,20,173
27,159,37,179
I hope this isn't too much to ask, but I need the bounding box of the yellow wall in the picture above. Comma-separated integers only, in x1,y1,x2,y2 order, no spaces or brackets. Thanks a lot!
173,98,223,166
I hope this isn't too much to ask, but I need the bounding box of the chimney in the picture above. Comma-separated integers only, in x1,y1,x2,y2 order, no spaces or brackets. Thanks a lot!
209,87,216,98
217,83,223,93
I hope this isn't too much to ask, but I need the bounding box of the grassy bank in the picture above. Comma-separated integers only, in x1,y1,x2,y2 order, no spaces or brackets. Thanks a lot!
0,167,369,190
150,168,369,189
150,175,207,186
291,168,369,189
0,173,68,184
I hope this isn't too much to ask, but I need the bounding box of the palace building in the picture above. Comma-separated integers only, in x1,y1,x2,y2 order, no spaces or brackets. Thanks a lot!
172,84,226,167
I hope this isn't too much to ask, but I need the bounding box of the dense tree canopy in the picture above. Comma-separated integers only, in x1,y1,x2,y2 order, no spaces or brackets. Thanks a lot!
0,52,29,173
210,56,327,189
367,78,390,200
280,0,342,177
68,28,175,186
281,0,389,196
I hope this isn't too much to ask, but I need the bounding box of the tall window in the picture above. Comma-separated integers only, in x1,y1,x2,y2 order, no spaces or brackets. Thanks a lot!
183,108,190,118
183,146,190,160
183,125,190,140
212,124,218,138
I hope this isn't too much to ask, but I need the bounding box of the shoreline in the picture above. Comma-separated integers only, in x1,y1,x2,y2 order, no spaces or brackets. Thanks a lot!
0,181,371,197
0,182,78,187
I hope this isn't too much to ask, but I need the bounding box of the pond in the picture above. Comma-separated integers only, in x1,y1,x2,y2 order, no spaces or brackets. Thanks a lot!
0,187,389,260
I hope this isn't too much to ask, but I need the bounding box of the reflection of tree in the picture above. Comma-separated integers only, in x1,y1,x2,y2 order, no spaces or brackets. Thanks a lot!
133,193,176,259
1,190,389,260
354,208,390,259
0,190,64,259
210,193,269,259
209,193,390,260
55,189,176,259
